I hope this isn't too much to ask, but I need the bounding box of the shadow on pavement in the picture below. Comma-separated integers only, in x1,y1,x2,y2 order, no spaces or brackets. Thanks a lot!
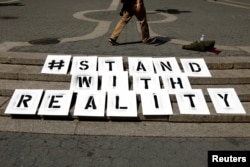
119,36,171,46
155,8,192,14
0,2,24,6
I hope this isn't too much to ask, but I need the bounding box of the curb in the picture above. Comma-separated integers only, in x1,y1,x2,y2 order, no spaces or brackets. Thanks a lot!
0,0,20,4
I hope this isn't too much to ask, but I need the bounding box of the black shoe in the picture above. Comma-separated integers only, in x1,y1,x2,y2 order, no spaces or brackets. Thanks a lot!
144,38,157,44
108,38,119,46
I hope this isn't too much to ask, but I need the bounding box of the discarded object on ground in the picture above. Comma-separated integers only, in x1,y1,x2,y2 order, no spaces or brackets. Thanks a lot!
182,40,215,52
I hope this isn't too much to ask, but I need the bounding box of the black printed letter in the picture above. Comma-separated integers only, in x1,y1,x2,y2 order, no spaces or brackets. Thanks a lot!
184,94,196,108
140,78,151,89
113,76,117,87
170,77,183,89
17,95,32,108
189,63,201,72
153,94,159,109
78,76,92,88
105,61,115,71
218,94,230,107
160,61,172,71
115,96,128,109
85,96,97,109
136,61,146,72
49,95,63,108
79,60,89,70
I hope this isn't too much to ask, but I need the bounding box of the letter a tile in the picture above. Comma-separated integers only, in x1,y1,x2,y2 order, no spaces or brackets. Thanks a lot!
74,91,106,117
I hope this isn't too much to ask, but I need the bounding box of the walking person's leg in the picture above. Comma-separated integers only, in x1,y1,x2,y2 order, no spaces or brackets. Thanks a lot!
109,11,132,45
134,3,150,43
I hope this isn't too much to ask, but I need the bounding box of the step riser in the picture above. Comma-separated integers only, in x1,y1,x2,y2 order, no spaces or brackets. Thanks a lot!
0,55,249,122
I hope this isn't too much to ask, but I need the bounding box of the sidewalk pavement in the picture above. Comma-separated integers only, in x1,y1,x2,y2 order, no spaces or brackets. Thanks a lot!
0,0,250,137
0,0,250,132
1,0,250,56
0,0,20,4
1,1,250,166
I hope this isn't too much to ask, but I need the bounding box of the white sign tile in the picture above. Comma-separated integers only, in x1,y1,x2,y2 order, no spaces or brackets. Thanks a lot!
161,74,192,94
7,55,249,119
70,56,97,74
41,55,71,74
175,89,210,115
107,91,137,117
98,57,124,74
128,57,155,75
132,74,161,93
141,90,173,115
70,72,98,92
5,89,44,115
153,57,181,75
38,90,73,116
208,88,246,114
101,72,129,90
180,58,211,77
74,91,106,117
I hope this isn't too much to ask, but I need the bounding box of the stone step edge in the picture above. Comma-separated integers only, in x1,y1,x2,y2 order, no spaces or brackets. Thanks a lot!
0,79,250,100
0,102,249,123
0,64,249,84
0,52,250,69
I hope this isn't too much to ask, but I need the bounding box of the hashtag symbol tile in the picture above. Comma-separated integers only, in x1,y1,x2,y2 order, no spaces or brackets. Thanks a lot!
41,55,71,74
48,60,65,70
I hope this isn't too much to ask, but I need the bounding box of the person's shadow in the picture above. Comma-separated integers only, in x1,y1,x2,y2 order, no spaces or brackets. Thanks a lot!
119,36,171,46
150,36,171,46
0,2,24,6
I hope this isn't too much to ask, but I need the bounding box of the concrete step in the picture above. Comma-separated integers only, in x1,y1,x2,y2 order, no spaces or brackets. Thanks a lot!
1,95,249,122
0,79,69,96
0,79,70,116
169,102,250,123
0,63,249,84
192,84,250,102
0,64,71,82
0,52,249,122
138,102,250,123
0,52,46,65
0,52,250,70
0,77,249,100
0,78,249,100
